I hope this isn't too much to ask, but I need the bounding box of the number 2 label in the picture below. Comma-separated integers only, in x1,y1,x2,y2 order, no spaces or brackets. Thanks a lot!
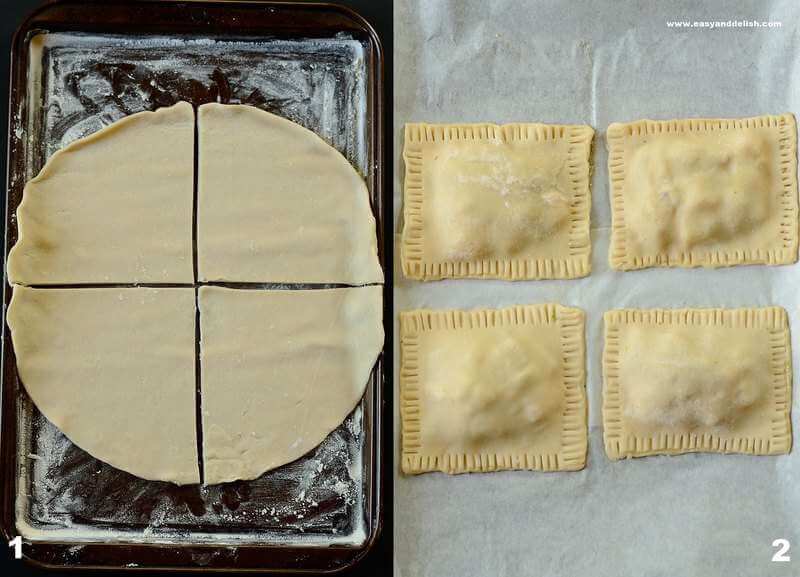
772,538,791,562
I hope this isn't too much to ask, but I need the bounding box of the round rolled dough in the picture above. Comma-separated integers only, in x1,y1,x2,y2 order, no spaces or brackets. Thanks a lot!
7,102,384,486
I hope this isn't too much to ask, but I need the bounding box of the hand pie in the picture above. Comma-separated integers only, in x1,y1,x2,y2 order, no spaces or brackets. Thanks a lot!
401,122,594,280
607,114,798,270
603,307,793,459
400,304,587,474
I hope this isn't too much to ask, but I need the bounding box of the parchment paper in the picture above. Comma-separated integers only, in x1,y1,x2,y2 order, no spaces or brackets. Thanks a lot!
393,1,800,575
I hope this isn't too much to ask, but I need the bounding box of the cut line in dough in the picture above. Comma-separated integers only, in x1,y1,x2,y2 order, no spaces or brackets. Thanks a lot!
400,304,587,474
197,103,383,284
401,122,594,280
7,286,199,484
199,285,384,485
603,307,793,459
607,114,799,270
8,101,195,285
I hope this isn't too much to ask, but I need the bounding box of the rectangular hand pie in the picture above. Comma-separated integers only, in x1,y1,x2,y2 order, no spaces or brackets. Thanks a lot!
607,114,798,270
400,304,587,474
401,122,594,280
603,307,793,459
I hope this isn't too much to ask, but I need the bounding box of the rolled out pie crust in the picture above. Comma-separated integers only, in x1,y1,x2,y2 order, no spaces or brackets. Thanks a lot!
603,307,793,459
7,101,195,285
197,103,383,284
199,286,384,485
400,304,587,474
7,286,200,484
401,122,594,280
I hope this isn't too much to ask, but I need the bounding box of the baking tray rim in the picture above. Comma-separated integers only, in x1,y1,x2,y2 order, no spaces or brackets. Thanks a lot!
1,0,386,572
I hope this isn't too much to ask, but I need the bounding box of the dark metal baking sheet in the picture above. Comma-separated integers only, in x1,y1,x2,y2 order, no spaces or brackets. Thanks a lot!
1,0,385,571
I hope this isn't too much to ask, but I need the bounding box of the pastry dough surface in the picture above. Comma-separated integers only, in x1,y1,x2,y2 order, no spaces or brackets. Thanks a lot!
401,123,594,280
607,114,798,270
400,304,587,474
8,102,194,285
7,286,199,484
603,308,792,459
197,103,383,284
199,286,384,485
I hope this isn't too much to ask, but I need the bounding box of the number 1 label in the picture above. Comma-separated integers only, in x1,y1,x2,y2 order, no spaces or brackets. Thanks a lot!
8,536,21,560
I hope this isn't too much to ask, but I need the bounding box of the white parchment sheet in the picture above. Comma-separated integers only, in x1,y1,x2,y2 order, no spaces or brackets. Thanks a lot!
393,1,800,576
